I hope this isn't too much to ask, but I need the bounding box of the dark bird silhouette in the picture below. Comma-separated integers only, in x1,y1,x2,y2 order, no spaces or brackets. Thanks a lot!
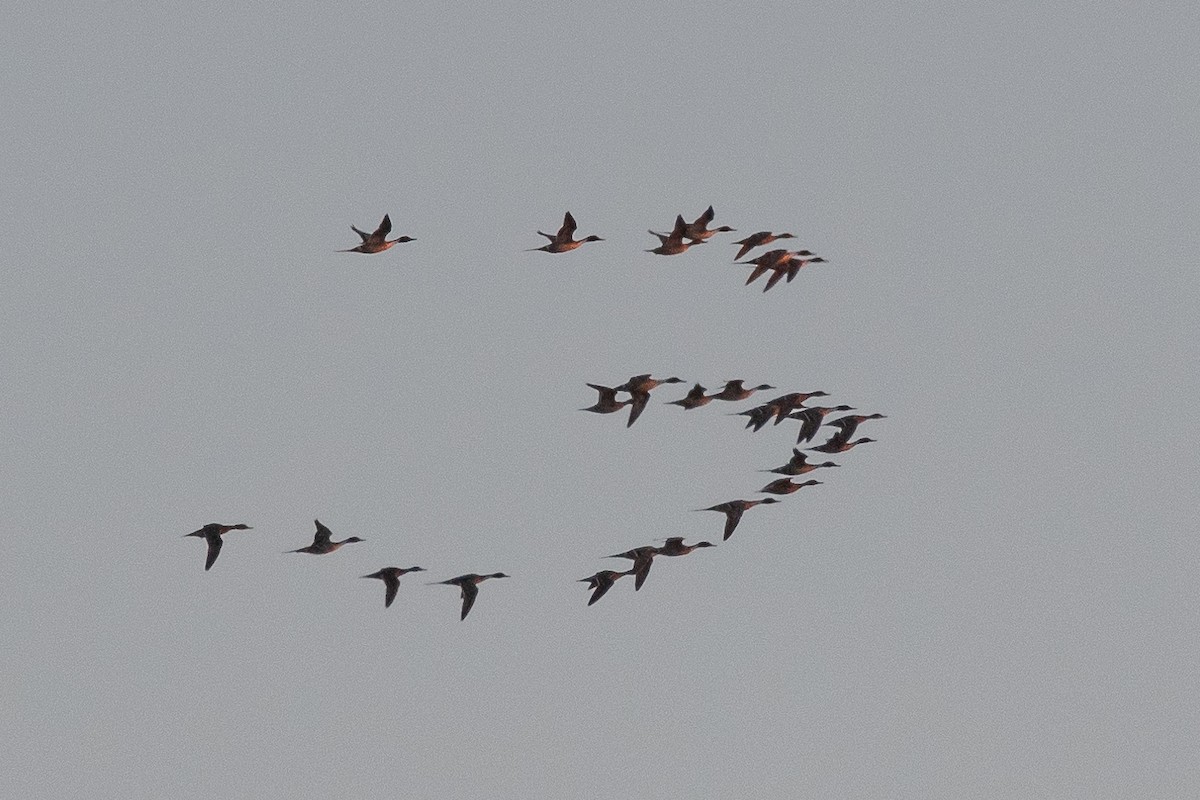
656,537,716,556
362,567,426,608
761,449,840,476
340,214,414,253
708,379,774,402
606,546,659,590
618,375,685,427
579,569,632,606
694,499,779,541
431,573,509,620
184,523,252,571
666,383,711,410
581,383,630,415
529,211,603,253
735,392,829,430
790,405,856,444
734,404,776,432
824,413,888,441
759,478,823,495
287,519,365,555
732,231,796,261
809,433,878,454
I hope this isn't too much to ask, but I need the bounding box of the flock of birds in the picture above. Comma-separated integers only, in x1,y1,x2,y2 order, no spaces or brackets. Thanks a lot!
575,375,884,605
183,205,880,619
339,205,828,292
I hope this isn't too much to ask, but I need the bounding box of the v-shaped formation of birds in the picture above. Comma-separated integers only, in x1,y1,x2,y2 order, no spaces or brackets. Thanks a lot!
183,206,883,619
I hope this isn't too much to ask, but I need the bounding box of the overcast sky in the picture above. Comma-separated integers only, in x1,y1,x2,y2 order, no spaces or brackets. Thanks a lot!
3,3,1198,798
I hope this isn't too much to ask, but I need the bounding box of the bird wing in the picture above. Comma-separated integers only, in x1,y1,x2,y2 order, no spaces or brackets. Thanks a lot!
668,214,688,242
626,390,650,427
587,383,617,403
826,416,861,441
383,574,399,608
632,553,653,590
558,211,577,240
204,534,222,571
588,576,614,606
795,408,821,444
763,267,787,292
312,519,333,546
373,214,393,239
723,507,745,541
351,225,371,242
459,581,479,620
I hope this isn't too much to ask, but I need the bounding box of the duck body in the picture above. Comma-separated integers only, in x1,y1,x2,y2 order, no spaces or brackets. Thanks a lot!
681,205,735,241
362,566,426,608
647,215,704,255
579,569,631,606
709,380,774,402
695,499,778,541
432,572,510,620
530,211,603,253
185,523,252,571
732,231,796,261
759,478,823,495
340,214,414,253
287,519,365,555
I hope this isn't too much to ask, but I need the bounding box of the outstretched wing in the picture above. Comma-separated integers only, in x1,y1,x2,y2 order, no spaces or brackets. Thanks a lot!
204,535,222,571
374,214,393,238
312,519,333,546
383,575,399,608
557,211,577,240
626,390,650,427
723,507,745,541
459,582,479,620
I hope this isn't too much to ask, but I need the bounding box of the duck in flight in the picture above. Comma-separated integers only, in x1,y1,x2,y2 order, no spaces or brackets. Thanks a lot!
694,499,778,541
759,478,823,495
647,215,704,255
431,573,510,620
579,569,633,606
732,231,796,261
656,537,715,556
681,205,736,241
287,519,365,554
362,566,426,608
761,449,840,476
185,523,252,571
580,383,630,415
340,214,414,253
790,404,856,444
606,546,658,590
824,413,887,442
666,383,712,410
529,211,603,253
708,380,774,402
617,374,685,427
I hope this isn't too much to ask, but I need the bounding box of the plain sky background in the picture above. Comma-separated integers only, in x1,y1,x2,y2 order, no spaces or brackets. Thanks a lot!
3,2,1198,798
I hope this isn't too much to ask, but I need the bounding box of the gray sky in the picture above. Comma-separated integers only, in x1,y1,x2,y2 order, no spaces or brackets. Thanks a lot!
3,2,1199,798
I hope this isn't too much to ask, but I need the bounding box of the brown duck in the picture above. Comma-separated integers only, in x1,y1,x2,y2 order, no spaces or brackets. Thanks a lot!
529,211,603,253
759,478,823,495
340,214,414,253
